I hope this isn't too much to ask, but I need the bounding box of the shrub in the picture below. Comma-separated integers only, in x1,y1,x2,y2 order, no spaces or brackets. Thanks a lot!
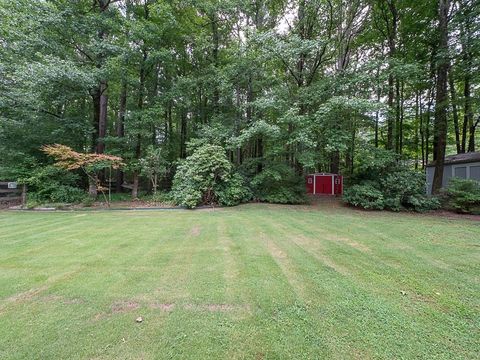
22,165,85,204
171,144,250,208
380,170,440,212
343,183,384,210
343,146,439,212
251,163,307,204
80,196,95,207
443,178,480,213
216,173,252,207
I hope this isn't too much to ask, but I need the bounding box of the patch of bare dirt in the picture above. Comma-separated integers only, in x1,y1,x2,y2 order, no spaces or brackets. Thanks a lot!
266,240,288,259
149,303,175,312
190,225,201,237
39,295,84,305
93,312,107,322
3,286,49,304
111,301,140,313
184,303,249,312
325,234,370,252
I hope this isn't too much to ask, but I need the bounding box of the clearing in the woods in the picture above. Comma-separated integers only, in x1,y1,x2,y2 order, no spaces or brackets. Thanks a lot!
0,204,478,359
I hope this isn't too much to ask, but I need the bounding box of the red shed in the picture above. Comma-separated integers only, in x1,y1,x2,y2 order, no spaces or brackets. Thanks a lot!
305,173,343,195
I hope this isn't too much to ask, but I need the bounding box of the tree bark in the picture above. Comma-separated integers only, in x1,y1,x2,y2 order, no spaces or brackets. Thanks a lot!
131,47,148,200
179,110,187,159
115,78,127,193
432,0,450,195
385,0,397,151
448,69,461,153
97,80,108,154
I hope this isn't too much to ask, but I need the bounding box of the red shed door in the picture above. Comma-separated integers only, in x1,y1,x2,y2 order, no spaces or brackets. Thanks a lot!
315,175,333,194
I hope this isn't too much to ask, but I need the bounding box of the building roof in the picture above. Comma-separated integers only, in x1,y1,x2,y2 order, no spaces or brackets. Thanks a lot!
427,152,480,167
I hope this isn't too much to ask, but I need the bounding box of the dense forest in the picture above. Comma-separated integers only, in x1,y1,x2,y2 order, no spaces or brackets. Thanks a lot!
0,0,479,208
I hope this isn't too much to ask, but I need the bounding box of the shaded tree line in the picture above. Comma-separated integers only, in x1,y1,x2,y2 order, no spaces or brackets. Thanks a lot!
0,0,478,197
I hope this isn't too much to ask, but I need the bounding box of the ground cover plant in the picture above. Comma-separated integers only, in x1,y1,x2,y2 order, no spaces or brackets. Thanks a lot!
0,204,478,359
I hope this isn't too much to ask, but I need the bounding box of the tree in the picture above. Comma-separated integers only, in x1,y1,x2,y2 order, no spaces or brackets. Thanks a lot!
432,0,450,195
42,144,124,203
0,0,478,204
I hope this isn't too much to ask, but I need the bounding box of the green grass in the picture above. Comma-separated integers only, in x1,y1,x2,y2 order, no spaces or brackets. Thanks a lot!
0,204,478,359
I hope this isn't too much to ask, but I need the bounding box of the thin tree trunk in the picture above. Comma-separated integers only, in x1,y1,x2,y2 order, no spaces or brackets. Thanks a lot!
448,69,461,153
97,80,108,154
179,110,187,159
88,174,98,199
131,171,139,199
375,67,381,148
415,92,419,169
211,13,220,115
399,81,404,154
465,74,474,152
395,78,401,153
131,48,147,200
420,94,425,168
115,78,127,193
385,1,397,151
91,88,101,153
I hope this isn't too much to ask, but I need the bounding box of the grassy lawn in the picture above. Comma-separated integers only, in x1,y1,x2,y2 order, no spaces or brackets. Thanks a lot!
0,204,478,359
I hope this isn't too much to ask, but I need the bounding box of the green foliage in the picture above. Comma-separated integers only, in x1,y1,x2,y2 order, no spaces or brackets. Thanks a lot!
141,191,175,205
343,183,385,210
344,147,439,212
171,144,250,208
352,146,400,181
140,146,168,194
251,163,307,204
216,173,252,207
80,196,95,208
22,165,85,204
0,0,477,210
380,170,440,212
443,178,480,214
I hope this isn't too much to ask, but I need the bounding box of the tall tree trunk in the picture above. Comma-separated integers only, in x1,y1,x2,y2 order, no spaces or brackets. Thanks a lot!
211,12,220,115
115,78,127,193
395,78,400,153
465,74,475,152
448,69,461,153
426,91,432,166
415,92,419,169
235,84,242,165
385,0,398,151
97,80,108,154
462,75,472,152
420,95,425,168
458,0,474,152
375,67,381,148
399,81,404,154
432,0,450,195
131,49,147,200
91,88,101,153
179,110,187,159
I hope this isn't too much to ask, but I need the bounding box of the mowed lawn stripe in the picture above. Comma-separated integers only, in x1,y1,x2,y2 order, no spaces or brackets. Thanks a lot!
264,208,479,358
